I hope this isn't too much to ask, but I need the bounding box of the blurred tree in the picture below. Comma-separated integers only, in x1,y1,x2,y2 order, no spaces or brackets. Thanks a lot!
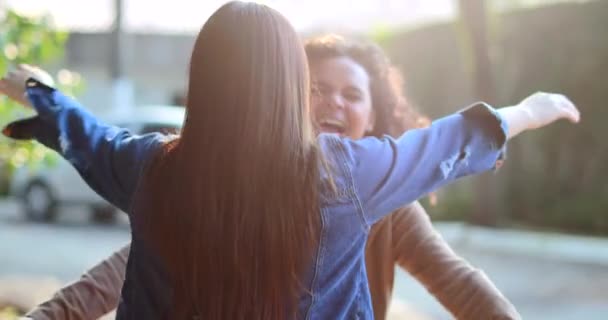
0,306,20,319
458,0,500,226
0,10,83,195
386,0,608,235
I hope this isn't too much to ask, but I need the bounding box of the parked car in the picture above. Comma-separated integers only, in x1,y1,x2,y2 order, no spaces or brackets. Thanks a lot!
9,105,185,223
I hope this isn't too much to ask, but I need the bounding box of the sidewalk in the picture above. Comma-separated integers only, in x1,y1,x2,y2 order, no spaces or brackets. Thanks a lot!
436,222,608,266
2,197,608,266
2,198,608,319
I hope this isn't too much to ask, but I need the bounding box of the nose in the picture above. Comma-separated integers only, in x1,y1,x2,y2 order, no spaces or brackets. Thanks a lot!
325,93,345,110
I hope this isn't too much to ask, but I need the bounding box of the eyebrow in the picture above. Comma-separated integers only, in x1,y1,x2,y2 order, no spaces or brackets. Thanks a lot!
312,80,329,87
313,80,364,93
343,85,364,94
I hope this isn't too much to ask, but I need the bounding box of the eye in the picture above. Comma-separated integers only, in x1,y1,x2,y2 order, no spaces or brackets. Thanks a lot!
313,84,333,98
344,90,363,102
311,83,328,96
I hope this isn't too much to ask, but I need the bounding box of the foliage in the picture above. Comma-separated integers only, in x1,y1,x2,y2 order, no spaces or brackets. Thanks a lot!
0,306,20,319
0,10,83,194
382,1,608,234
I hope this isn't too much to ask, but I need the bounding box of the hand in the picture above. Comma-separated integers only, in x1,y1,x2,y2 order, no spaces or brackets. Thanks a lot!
516,92,580,130
0,64,55,107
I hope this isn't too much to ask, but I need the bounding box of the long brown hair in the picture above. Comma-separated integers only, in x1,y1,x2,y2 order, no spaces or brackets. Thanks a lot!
139,2,319,318
305,34,429,137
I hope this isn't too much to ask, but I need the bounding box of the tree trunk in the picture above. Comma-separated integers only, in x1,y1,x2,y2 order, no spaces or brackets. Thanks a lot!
458,0,499,226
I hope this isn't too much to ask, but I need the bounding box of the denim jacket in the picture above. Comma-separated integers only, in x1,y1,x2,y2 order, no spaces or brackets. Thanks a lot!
21,78,507,319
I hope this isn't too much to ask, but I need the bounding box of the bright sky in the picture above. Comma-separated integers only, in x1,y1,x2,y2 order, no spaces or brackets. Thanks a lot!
4,0,457,33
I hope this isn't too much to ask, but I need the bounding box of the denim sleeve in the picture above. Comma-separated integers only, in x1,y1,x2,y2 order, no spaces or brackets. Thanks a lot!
23,78,168,213
341,102,507,225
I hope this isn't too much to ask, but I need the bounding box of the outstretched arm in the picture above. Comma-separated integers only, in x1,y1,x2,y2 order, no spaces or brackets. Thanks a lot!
1,65,171,212
391,204,521,319
25,245,130,320
337,94,579,225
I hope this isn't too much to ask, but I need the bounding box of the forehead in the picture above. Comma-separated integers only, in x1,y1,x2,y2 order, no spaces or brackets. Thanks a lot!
310,56,370,88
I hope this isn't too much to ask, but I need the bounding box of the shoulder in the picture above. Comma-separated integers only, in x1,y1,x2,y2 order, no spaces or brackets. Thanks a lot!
388,201,429,231
317,133,399,170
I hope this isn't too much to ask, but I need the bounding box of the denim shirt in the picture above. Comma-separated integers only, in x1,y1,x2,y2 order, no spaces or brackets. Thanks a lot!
22,79,507,319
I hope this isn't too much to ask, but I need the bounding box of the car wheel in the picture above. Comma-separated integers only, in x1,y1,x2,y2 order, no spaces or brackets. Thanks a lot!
91,205,117,224
23,182,57,222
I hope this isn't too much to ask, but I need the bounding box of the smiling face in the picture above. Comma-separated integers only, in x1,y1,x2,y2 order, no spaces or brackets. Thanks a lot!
310,56,375,139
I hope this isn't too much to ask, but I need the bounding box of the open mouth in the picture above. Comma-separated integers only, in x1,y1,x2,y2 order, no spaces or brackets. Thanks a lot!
318,119,346,135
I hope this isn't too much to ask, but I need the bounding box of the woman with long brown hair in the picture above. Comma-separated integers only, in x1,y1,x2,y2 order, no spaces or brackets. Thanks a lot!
1,1,579,319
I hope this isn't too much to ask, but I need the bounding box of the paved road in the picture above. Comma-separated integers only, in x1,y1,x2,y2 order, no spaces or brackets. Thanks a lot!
394,247,608,319
0,200,130,281
2,199,608,319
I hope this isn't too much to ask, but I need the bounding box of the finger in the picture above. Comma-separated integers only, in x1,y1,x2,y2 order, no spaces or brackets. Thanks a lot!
0,79,7,94
568,108,580,123
17,63,32,71
0,78,17,95
558,96,580,123
566,104,580,123
6,70,24,84
560,104,580,123
566,111,579,123
19,64,38,76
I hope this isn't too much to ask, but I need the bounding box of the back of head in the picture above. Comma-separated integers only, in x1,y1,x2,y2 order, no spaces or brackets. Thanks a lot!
185,1,314,148
141,2,319,319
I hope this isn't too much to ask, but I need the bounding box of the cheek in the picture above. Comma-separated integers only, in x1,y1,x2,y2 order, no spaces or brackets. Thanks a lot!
349,103,373,127
346,103,373,138
310,97,323,119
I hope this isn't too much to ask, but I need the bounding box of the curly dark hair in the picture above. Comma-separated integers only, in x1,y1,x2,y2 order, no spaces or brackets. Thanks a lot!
304,34,428,137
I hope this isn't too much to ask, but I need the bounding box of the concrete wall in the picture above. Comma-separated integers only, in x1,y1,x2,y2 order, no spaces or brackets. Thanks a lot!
54,32,195,113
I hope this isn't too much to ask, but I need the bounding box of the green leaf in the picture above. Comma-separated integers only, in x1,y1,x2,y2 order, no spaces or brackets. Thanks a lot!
0,9,82,185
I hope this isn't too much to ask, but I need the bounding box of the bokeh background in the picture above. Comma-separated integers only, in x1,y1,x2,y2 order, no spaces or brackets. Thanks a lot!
1,1,607,319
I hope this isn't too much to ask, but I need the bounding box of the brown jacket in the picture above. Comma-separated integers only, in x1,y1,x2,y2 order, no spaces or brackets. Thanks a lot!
27,202,520,319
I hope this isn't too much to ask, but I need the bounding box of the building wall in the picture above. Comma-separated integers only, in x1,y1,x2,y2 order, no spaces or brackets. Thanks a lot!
56,32,194,113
